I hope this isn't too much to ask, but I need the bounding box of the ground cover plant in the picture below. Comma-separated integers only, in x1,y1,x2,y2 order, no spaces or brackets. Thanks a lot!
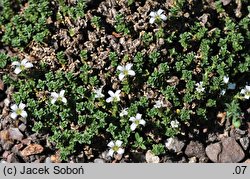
0,0,250,163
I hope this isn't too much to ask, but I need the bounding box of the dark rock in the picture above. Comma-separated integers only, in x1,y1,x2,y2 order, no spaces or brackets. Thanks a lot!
131,152,145,162
29,155,36,162
185,141,206,158
11,144,23,154
239,137,249,150
8,128,23,141
205,137,245,163
2,141,14,150
7,153,20,163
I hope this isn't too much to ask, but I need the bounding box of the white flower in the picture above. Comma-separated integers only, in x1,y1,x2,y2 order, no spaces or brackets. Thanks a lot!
10,102,28,119
129,113,146,131
93,87,104,98
154,100,164,108
117,63,135,81
149,9,167,24
107,140,125,157
106,90,121,103
12,58,33,74
51,90,67,104
119,108,128,117
227,83,236,90
223,76,229,84
170,120,179,128
240,85,250,99
195,82,205,93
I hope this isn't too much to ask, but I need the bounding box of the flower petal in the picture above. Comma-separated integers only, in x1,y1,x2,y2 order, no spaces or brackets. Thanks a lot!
11,104,18,111
51,92,59,98
223,76,229,84
246,85,250,92
24,62,33,68
117,148,124,155
115,140,123,147
129,117,135,122
61,97,67,104
14,67,22,74
136,113,142,120
107,149,114,157
21,59,28,65
115,90,121,96
11,61,20,66
107,141,115,148
10,112,18,119
160,14,167,21
119,73,125,81
59,90,65,97
106,97,113,103
108,90,114,97
157,9,164,15
117,65,124,71
240,89,246,94
139,119,146,126
130,123,137,131
128,70,135,76
20,111,28,118
19,103,26,109
149,11,156,17
149,17,155,24
51,98,57,104
125,63,133,70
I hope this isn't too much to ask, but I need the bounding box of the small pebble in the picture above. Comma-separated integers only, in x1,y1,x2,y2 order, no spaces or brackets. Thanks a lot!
94,158,105,163
45,157,52,163
188,157,197,163
239,137,249,151
3,141,14,151
18,124,26,132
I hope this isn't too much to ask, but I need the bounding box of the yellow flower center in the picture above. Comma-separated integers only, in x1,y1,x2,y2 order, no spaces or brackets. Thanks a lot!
112,146,119,152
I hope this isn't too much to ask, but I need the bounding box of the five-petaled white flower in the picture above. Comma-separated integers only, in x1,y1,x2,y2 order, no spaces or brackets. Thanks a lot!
51,90,67,104
106,90,121,103
240,85,250,99
129,113,146,131
12,58,33,74
10,102,28,119
154,100,164,108
117,63,135,81
93,87,105,98
170,120,180,128
149,9,167,24
107,140,125,157
195,82,205,93
119,108,128,117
